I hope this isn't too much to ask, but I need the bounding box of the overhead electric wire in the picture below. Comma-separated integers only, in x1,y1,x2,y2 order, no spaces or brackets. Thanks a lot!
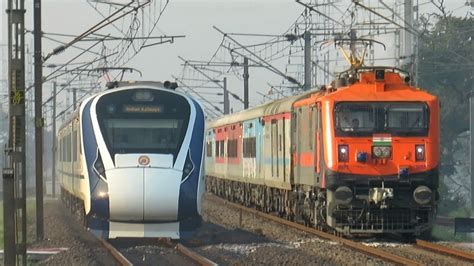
40,33,104,57
179,55,245,103
172,75,222,117
214,26,302,87
295,0,344,26
43,38,112,84
44,0,151,62
353,1,419,36
87,0,130,38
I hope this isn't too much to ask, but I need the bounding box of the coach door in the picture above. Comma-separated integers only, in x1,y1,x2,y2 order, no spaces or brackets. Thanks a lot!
280,118,286,181
315,104,322,181
271,118,285,180
271,119,278,178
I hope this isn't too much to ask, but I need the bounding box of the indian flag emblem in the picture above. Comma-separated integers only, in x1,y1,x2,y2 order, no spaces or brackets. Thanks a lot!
373,134,392,146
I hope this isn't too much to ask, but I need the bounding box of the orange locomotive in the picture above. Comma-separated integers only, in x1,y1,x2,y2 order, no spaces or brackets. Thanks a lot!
293,67,439,235
206,66,439,236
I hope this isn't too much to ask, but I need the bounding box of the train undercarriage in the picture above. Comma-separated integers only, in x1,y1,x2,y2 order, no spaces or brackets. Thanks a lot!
205,175,435,237
60,187,87,227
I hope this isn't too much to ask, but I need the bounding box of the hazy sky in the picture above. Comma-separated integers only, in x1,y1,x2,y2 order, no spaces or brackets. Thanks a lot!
0,0,471,114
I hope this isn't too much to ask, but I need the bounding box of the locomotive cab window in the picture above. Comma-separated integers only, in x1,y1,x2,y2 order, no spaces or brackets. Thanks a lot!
386,104,428,136
335,103,375,136
335,102,429,137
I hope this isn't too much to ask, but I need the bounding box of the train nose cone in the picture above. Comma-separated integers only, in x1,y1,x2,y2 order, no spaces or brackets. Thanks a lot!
413,185,432,205
107,167,182,222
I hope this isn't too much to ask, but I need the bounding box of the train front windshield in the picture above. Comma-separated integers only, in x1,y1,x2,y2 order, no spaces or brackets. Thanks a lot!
334,102,429,137
96,88,190,160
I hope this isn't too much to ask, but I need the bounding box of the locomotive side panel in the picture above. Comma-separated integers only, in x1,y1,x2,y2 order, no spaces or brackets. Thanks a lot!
293,104,324,187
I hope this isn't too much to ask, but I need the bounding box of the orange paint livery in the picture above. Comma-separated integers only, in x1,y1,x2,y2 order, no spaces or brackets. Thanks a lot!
294,70,439,178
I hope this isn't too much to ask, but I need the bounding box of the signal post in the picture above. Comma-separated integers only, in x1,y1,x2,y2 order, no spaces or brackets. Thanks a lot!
4,0,28,264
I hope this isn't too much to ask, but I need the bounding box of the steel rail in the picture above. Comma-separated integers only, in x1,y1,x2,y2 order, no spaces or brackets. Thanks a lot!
175,243,217,266
207,194,421,266
162,239,217,266
97,238,132,266
416,239,474,263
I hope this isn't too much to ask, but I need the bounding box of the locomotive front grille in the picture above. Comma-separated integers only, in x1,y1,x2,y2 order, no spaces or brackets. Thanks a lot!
332,208,431,233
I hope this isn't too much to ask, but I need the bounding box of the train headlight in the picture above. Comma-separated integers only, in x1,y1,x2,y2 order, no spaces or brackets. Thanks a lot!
97,191,108,198
372,146,391,158
132,90,154,102
335,186,353,205
338,145,349,162
93,152,107,180
381,147,391,157
373,146,383,157
182,150,195,182
415,144,425,161
413,185,432,205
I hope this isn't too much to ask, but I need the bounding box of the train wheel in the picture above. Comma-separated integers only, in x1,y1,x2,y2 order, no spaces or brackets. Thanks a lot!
419,229,433,241
401,233,416,243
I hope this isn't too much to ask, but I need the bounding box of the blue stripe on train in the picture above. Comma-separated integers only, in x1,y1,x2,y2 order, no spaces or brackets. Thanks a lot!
178,99,205,235
82,99,109,237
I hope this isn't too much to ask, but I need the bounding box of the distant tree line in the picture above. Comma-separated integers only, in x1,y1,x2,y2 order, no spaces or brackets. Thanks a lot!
417,12,474,216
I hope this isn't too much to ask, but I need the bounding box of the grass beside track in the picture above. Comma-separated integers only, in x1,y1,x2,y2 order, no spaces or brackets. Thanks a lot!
0,200,38,249
434,207,472,242
433,224,471,242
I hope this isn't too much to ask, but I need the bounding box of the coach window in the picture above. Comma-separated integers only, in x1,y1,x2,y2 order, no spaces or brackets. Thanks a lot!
292,112,297,133
227,139,237,158
251,137,256,157
219,140,225,157
215,139,220,157
59,138,62,162
63,134,67,162
79,131,82,155
206,141,213,157
243,137,255,158
62,138,65,162
73,130,78,162
67,133,72,162
58,138,61,162
61,138,65,162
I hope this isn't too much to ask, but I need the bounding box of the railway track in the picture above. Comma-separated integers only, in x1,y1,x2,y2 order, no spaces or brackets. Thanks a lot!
101,237,217,266
207,194,474,265
415,239,474,262
97,238,132,266
161,238,217,266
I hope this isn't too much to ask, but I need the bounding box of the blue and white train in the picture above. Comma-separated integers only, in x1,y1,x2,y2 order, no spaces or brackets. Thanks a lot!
57,81,205,239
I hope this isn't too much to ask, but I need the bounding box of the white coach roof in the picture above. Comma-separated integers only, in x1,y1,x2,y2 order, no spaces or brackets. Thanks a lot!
207,90,316,128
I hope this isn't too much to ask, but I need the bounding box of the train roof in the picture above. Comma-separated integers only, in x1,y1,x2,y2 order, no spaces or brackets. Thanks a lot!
207,89,316,128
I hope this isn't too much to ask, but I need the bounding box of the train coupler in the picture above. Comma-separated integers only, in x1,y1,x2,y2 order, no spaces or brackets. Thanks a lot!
368,183,394,209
